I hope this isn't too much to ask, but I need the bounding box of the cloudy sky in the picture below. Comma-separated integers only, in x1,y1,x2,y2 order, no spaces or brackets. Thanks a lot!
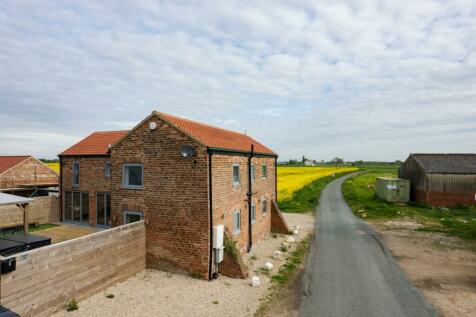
1,0,475,161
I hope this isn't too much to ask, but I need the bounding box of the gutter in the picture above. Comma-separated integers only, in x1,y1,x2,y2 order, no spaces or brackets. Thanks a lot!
207,147,214,280
208,147,277,158
247,145,254,252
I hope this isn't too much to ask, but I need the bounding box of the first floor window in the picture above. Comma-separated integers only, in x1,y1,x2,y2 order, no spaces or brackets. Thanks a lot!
104,162,112,178
124,211,144,224
261,164,267,179
262,199,268,215
72,161,80,186
232,164,240,186
251,204,256,224
251,164,256,182
123,164,144,188
233,210,241,235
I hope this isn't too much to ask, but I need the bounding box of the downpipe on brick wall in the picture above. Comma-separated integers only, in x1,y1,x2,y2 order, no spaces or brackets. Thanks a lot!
247,144,254,253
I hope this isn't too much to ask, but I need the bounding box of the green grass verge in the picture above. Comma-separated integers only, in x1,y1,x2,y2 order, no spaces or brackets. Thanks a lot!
343,171,476,240
29,223,60,232
254,233,314,317
279,171,357,213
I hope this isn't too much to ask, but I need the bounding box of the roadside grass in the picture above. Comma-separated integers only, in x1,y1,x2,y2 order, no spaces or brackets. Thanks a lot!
254,233,314,317
279,171,357,213
343,170,476,240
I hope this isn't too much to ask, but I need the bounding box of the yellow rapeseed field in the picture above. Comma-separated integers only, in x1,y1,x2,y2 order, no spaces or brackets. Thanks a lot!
277,166,358,201
46,162,60,173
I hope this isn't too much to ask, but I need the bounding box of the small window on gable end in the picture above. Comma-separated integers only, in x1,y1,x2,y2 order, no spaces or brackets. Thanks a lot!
233,210,241,235
104,162,112,178
232,164,240,186
251,164,256,182
262,199,268,216
261,164,267,180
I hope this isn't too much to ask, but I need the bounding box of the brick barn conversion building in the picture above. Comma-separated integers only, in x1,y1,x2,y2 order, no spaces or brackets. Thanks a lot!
399,154,476,207
59,111,288,279
0,156,58,194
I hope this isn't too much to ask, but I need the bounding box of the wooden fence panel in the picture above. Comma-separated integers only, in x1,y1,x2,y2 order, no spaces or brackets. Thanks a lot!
0,220,146,317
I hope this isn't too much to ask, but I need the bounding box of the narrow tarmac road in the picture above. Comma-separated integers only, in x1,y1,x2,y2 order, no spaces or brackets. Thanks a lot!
299,173,438,317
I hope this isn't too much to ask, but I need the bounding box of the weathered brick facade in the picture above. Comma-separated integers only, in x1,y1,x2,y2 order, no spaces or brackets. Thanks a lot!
60,112,279,278
0,156,58,189
415,190,476,207
61,156,112,226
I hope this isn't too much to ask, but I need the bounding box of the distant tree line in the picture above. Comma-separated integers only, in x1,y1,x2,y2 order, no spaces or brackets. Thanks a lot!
40,158,59,163
278,156,402,167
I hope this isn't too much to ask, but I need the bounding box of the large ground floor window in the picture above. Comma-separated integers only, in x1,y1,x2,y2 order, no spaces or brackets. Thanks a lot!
64,191,89,224
96,193,111,227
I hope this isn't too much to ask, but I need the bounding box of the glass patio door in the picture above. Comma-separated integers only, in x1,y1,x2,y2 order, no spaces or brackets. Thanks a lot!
96,193,111,227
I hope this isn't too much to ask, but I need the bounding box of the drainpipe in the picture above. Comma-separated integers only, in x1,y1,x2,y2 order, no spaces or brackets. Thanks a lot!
247,145,254,253
207,148,214,280
274,156,278,201
59,157,63,222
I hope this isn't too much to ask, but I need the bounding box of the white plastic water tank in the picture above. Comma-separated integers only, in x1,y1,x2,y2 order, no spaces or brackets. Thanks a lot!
213,225,224,248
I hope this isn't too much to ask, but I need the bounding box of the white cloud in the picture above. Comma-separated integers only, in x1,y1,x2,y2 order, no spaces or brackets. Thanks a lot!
0,0,475,160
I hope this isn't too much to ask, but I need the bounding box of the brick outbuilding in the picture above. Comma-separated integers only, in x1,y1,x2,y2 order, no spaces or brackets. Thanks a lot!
0,156,58,191
399,154,476,207
59,111,287,278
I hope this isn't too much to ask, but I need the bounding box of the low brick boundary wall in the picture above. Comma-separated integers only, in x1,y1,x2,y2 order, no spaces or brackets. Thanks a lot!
0,196,59,228
0,220,146,317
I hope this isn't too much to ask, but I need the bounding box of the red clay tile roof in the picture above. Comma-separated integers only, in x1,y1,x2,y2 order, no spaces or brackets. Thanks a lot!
156,112,276,155
0,156,30,174
60,131,128,156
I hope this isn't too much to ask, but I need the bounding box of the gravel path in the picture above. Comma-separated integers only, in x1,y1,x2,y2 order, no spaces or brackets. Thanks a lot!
53,213,314,317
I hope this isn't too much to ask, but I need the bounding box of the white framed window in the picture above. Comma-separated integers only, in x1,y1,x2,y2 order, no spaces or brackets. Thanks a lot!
72,161,80,186
251,204,256,224
232,164,240,186
261,164,267,179
124,211,143,224
104,162,112,178
233,210,241,235
123,164,144,188
251,164,256,182
262,199,268,216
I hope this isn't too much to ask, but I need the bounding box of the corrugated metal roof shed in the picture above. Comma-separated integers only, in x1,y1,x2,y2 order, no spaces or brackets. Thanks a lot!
411,154,476,174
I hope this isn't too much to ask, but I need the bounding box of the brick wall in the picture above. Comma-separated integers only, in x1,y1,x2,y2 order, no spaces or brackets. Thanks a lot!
61,156,112,226
0,157,58,189
0,221,146,317
415,189,476,207
211,154,275,256
110,115,210,278
0,196,59,228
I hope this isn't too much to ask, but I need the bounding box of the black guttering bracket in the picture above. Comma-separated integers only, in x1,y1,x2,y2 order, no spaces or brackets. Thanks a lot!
247,145,254,253
207,147,214,280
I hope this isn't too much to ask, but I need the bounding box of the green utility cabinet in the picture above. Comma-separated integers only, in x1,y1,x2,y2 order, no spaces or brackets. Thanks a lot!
376,177,410,203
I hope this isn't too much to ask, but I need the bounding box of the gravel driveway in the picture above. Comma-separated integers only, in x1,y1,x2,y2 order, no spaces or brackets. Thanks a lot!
53,213,314,317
